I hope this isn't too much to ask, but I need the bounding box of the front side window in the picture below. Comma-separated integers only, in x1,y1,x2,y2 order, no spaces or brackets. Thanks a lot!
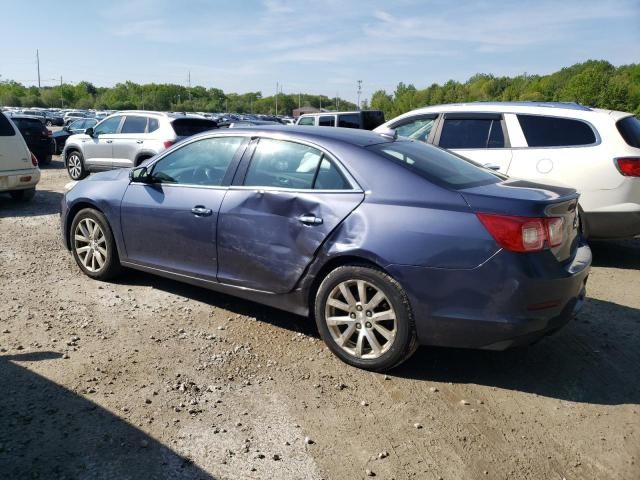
121,116,148,134
439,118,504,149
517,114,596,147
297,117,315,126
150,136,244,186
369,140,501,189
244,138,349,190
338,114,360,129
394,117,436,143
318,116,335,127
94,116,122,135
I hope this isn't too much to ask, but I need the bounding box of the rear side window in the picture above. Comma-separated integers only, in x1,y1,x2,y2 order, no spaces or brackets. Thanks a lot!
368,140,501,189
439,118,504,149
517,115,596,147
616,116,640,148
297,117,315,126
148,118,159,132
319,116,335,127
338,114,360,129
244,138,349,190
0,113,16,136
121,116,148,134
171,118,217,137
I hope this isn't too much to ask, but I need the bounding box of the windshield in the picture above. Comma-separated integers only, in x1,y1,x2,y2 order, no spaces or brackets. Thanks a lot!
367,140,501,189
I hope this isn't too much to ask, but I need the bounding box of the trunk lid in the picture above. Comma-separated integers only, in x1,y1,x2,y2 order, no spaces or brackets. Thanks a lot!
460,178,580,262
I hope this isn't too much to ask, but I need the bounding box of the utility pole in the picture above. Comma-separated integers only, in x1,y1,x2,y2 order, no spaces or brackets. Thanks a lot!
298,93,301,109
336,92,338,110
357,80,362,110
36,49,41,88
60,76,63,107
188,71,192,104
275,82,279,115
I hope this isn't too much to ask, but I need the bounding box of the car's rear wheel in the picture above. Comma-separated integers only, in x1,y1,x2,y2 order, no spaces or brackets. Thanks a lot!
314,265,417,371
71,209,121,280
9,188,36,202
67,150,87,180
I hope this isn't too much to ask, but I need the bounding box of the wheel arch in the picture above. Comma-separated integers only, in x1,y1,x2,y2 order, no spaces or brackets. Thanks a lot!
64,202,106,250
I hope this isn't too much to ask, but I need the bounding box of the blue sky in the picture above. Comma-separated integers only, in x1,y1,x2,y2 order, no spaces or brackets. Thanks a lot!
1,0,639,102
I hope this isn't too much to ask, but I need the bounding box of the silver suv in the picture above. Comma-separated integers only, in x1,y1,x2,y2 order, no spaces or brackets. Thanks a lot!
63,111,218,180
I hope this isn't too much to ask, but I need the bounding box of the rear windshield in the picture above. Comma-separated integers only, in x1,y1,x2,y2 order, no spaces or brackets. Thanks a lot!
11,118,43,129
368,140,501,189
0,113,16,136
171,118,218,137
361,111,385,130
616,116,640,148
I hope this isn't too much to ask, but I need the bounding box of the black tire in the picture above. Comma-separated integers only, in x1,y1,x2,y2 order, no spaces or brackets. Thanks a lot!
66,150,88,180
135,156,151,167
9,188,36,202
314,265,417,372
70,208,121,281
39,154,52,166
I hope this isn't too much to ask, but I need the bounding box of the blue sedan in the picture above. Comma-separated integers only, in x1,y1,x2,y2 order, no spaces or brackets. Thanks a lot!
60,126,591,371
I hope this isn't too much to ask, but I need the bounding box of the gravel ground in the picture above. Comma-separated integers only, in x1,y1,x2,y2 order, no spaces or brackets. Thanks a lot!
1,158,639,480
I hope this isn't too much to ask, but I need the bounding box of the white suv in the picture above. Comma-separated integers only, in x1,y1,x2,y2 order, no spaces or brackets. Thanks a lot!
0,112,40,201
375,102,640,239
63,111,218,180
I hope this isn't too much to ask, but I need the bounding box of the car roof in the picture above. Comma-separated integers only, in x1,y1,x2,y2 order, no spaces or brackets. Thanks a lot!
205,125,394,147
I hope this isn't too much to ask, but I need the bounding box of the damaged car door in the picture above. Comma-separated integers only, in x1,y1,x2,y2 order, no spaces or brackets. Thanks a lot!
217,137,364,293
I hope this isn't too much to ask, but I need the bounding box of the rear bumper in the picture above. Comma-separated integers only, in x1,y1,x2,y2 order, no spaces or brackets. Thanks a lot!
582,211,640,239
0,168,40,192
388,242,592,350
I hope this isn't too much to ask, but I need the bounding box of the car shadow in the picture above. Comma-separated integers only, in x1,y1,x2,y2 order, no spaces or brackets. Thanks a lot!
393,297,640,406
116,269,319,338
40,157,66,170
0,351,215,479
0,190,63,218
589,238,640,269
116,271,639,406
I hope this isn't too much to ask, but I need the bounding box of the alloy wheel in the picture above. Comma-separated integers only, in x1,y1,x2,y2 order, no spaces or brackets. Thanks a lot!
68,154,82,179
324,279,397,359
74,218,107,272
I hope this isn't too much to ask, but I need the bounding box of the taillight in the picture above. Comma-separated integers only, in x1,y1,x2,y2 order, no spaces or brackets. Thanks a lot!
31,152,38,167
615,157,640,177
477,213,565,252
163,140,175,149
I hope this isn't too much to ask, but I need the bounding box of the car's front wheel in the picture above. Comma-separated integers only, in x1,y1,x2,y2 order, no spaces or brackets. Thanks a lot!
66,150,87,180
314,265,417,372
70,209,121,280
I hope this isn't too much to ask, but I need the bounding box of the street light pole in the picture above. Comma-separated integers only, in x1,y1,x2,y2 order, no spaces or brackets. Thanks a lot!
357,80,362,110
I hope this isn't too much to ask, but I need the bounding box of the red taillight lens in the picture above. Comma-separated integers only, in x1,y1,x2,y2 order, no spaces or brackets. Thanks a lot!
615,157,640,177
31,152,38,167
163,140,175,149
477,213,565,252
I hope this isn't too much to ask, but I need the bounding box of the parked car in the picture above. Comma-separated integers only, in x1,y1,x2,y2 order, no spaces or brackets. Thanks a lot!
296,110,385,130
44,111,65,126
0,112,40,201
9,115,54,165
375,102,640,239
60,126,590,371
53,118,98,154
19,110,48,125
63,111,90,125
62,111,218,180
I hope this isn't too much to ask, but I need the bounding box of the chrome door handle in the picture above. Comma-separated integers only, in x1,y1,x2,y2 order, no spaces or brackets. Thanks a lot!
298,214,323,225
136,140,143,144
106,140,113,144
191,206,212,216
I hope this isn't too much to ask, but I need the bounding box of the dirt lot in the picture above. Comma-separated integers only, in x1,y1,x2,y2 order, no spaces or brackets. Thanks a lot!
1,158,639,480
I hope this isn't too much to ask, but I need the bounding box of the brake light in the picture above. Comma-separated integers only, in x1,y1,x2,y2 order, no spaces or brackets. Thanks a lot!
477,213,565,252
615,157,640,177
31,152,38,167
163,140,175,149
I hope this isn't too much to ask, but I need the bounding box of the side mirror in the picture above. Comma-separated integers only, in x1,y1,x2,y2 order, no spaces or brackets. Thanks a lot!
85,127,94,136
129,166,151,183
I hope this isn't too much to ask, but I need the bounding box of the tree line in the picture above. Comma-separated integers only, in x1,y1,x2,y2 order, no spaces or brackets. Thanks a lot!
0,60,638,117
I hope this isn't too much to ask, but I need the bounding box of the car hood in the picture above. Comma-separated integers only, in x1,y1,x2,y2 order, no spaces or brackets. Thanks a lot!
85,168,131,183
